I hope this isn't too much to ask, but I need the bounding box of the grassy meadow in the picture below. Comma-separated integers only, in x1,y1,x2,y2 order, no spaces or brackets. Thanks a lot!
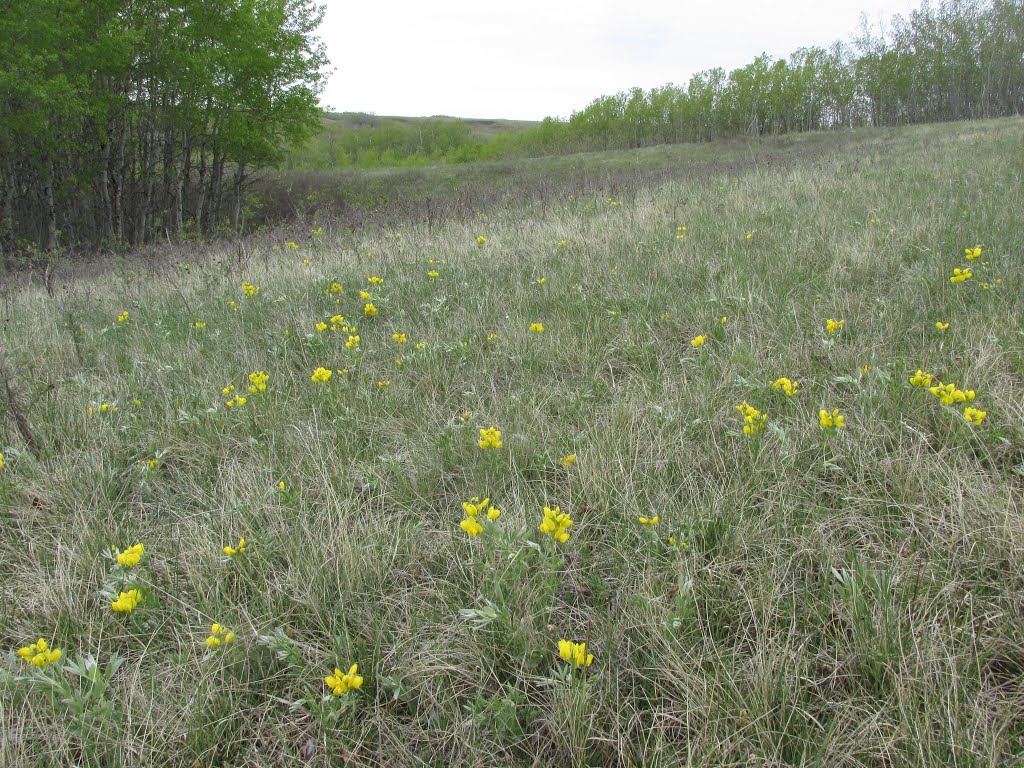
1,118,1024,767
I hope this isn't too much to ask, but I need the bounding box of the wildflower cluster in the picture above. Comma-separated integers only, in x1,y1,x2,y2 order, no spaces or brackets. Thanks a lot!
559,453,576,468
928,382,975,406
222,384,247,408
909,370,934,387
638,514,660,526
247,371,269,394
111,589,142,613
17,638,62,667
950,267,973,284
826,318,844,335
924,379,987,424
539,505,572,543
116,543,144,567
224,538,247,557
772,377,798,397
311,367,333,383
242,282,260,298
204,623,235,648
325,663,364,696
819,408,846,430
459,496,501,537
529,323,544,334
478,427,503,449
558,639,593,668
691,335,707,348
736,401,767,436
117,311,129,323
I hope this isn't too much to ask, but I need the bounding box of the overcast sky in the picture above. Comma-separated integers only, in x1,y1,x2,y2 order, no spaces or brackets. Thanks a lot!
318,0,917,121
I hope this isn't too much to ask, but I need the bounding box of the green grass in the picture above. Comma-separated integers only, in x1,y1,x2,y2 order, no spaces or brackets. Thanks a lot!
2,117,1023,767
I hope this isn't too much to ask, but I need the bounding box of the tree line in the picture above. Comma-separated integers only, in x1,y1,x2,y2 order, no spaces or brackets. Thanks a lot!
501,0,1024,155
0,0,327,258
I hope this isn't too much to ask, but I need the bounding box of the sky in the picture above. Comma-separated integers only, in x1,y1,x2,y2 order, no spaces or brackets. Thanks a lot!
318,0,917,121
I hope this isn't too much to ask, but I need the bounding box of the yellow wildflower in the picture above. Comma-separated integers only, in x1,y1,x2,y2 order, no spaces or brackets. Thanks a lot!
529,323,544,334
364,303,378,317
117,311,129,323
205,623,235,648
772,377,798,397
963,407,987,425
536,277,546,284
311,367,333,382
929,383,975,406
367,276,384,285
476,235,487,245
478,427,503,449
247,371,269,394
539,505,573,543
0,450,4,470
638,515,660,526
819,408,846,429
559,453,577,468
242,282,259,297
720,315,728,325
16,638,62,667
315,321,328,332
428,270,439,279
116,543,145,567
736,401,767,436
359,290,371,300
111,589,142,613
460,517,483,537
909,370,933,387
325,663,363,696
377,379,391,389
224,538,247,557
345,334,360,349
826,318,844,335
935,321,950,331
193,321,206,329
691,335,707,348
558,639,594,668
965,247,982,260
950,267,973,284
392,332,407,344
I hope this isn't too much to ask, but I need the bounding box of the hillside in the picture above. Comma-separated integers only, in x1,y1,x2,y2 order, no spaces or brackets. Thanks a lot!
1,118,1023,766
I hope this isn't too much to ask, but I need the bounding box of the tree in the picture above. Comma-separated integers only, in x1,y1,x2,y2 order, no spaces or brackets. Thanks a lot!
0,0,328,255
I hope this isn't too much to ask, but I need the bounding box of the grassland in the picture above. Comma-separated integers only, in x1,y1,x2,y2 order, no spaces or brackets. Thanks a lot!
1,117,1023,767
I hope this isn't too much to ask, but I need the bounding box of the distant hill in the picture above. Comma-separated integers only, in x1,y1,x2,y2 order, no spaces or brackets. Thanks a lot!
285,112,540,169
320,112,539,137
